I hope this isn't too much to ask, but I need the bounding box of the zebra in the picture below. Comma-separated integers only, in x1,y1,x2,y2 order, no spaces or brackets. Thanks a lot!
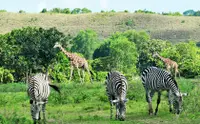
27,73,60,124
105,71,128,121
141,66,187,115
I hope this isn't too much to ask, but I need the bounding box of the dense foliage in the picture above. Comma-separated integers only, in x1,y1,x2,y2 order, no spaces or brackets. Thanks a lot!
1,27,200,83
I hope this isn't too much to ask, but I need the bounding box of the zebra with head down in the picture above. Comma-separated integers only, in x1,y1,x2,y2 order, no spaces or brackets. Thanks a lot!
105,71,128,121
141,66,187,116
27,73,60,124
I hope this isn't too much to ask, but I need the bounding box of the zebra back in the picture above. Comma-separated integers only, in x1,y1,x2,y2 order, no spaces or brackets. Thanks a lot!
27,73,50,102
141,66,179,93
106,71,128,100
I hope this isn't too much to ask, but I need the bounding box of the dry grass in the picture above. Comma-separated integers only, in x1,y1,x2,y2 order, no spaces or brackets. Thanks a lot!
1,12,200,42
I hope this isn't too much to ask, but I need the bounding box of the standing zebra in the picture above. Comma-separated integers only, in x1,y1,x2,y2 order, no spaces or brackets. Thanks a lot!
105,71,128,121
141,67,187,115
27,73,60,124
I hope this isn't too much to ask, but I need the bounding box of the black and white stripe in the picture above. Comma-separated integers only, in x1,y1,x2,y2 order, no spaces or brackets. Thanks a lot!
27,73,60,124
141,66,186,115
105,71,128,121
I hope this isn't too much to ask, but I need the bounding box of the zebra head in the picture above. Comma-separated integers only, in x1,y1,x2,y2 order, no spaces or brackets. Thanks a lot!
30,101,44,121
173,92,187,114
112,99,128,121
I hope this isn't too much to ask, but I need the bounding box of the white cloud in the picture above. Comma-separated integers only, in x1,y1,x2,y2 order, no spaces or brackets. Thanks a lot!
37,0,47,12
100,0,109,10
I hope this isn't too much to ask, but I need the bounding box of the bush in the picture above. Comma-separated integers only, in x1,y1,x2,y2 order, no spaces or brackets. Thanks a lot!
0,67,14,83
95,71,107,82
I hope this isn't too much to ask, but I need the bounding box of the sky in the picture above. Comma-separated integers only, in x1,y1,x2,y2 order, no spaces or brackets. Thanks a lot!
0,0,199,13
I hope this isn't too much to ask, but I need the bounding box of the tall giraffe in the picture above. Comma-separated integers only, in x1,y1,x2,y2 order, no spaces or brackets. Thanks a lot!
153,52,180,78
53,42,93,83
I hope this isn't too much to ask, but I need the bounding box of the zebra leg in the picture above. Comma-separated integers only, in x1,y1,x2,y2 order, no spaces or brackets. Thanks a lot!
146,91,153,115
167,90,173,113
154,92,161,115
42,103,46,122
110,102,114,119
115,104,119,120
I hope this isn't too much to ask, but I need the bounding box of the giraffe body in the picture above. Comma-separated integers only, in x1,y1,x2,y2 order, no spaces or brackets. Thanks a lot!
54,42,92,83
153,52,180,78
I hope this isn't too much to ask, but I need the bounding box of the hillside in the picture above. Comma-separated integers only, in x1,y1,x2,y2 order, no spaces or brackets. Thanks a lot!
1,12,200,42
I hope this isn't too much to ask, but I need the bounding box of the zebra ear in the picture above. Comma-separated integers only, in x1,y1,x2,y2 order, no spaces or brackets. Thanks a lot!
181,93,188,96
112,100,119,103
124,99,129,103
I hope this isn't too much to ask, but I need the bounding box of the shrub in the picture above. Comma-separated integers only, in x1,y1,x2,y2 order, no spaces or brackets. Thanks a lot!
125,19,134,26
0,67,14,83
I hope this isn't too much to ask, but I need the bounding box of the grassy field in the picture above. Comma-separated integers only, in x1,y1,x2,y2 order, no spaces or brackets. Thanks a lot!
1,12,200,42
0,77,200,124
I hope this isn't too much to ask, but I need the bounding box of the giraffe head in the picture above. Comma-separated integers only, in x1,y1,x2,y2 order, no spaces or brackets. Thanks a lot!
152,52,159,58
53,42,62,48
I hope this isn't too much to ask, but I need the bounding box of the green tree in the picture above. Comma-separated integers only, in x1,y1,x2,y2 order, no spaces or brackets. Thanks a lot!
81,8,92,13
51,8,62,13
71,8,81,14
19,10,26,13
183,10,195,16
175,41,200,77
109,36,138,74
71,29,99,59
194,11,200,16
41,8,48,13
62,8,71,14
0,27,70,81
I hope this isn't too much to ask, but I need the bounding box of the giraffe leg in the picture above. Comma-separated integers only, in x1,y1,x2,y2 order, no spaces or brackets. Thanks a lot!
77,67,82,83
82,69,85,83
87,69,93,83
69,66,74,81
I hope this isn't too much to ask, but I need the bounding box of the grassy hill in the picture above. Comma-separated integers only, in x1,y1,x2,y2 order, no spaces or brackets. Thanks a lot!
1,12,200,42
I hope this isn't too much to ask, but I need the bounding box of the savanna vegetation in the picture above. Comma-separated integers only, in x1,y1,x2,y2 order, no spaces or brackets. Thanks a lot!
0,78,200,124
1,9,200,124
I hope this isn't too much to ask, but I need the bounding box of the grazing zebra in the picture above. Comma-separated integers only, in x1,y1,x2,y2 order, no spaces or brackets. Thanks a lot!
141,67,187,115
27,73,60,124
105,71,128,121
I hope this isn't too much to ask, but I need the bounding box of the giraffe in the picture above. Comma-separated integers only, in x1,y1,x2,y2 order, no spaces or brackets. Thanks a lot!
153,52,180,78
53,42,93,83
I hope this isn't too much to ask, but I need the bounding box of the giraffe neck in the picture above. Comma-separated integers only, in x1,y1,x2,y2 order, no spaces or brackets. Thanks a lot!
59,46,73,60
157,54,167,62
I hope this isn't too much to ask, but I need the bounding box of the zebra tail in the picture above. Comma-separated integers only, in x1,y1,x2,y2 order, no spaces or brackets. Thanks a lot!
49,84,61,94
90,70,94,76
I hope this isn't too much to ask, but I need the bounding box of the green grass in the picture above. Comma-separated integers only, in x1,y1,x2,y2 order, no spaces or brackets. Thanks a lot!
1,12,200,42
0,78,200,124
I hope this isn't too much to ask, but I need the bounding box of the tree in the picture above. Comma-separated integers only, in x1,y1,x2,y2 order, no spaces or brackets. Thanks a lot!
41,8,47,13
109,36,138,74
81,8,92,13
92,33,138,75
71,8,81,14
62,8,71,14
51,8,62,13
194,11,200,16
183,10,195,16
19,10,25,13
124,10,129,13
0,27,70,81
175,41,200,77
71,29,99,59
